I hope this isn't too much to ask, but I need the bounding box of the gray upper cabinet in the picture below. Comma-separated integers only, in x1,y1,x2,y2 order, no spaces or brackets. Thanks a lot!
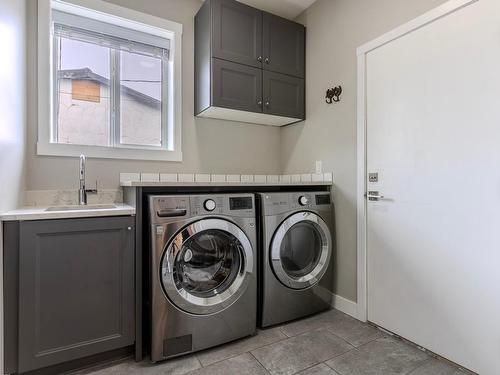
212,0,262,68
263,13,305,78
263,71,304,119
213,58,263,113
195,0,305,126
15,216,135,373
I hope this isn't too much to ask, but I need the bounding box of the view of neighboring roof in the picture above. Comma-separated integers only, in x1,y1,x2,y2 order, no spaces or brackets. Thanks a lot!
58,68,161,108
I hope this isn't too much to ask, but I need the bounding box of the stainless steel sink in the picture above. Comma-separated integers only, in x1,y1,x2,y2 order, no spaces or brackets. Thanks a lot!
45,204,117,212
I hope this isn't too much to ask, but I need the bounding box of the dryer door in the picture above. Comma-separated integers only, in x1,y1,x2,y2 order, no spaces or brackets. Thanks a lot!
160,218,254,315
271,211,332,289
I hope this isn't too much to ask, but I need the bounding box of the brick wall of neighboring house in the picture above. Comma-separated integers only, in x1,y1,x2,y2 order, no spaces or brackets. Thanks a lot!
57,78,162,147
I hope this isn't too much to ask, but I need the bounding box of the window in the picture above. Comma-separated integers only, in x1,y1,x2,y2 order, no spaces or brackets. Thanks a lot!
37,0,182,161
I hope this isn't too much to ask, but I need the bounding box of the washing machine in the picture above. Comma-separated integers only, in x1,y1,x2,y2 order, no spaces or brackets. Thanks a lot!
149,194,257,362
258,192,334,327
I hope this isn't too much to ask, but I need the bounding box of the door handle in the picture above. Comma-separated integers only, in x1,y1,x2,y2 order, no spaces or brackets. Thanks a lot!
366,191,385,201
265,57,270,64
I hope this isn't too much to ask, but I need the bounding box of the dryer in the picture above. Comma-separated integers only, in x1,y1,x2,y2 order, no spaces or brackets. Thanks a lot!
258,192,334,327
149,194,257,362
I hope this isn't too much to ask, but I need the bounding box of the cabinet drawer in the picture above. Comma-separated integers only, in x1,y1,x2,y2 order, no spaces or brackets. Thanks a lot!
17,216,135,373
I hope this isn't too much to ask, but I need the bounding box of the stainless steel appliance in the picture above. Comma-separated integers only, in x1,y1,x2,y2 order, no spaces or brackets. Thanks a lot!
258,192,334,327
149,194,257,362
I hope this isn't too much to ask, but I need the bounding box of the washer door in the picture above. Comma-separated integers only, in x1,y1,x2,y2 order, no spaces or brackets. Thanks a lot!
271,211,331,290
161,218,253,315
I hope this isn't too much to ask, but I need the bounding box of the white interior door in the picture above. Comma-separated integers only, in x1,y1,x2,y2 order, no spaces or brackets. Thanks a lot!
366,1,500,373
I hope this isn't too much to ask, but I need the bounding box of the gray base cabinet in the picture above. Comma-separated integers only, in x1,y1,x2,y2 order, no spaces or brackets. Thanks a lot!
8,216,135,374
195,0,306,126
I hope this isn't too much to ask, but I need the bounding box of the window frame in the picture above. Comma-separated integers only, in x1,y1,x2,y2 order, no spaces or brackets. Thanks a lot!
37,0,183,161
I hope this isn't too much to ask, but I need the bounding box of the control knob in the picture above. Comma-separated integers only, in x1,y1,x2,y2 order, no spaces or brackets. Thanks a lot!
204,199,216,211
298,196,309,206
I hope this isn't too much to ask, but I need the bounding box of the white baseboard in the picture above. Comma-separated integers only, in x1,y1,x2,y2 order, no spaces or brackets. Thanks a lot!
331,293,358,319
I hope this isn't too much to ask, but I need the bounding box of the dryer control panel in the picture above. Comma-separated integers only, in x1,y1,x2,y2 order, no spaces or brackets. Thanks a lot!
262,192,332,216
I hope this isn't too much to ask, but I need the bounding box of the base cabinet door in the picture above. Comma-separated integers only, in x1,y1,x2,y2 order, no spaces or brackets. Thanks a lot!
263,71,305,119
212,58,263,113
18,216,135,373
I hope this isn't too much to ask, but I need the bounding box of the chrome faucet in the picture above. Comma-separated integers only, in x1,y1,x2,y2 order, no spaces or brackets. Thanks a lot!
79,155,97,205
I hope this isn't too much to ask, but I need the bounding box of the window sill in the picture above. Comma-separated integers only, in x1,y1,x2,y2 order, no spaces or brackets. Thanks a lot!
37,142,182,162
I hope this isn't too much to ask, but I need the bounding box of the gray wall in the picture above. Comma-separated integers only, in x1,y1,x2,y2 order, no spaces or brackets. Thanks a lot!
25,0,282,190
284,0,448,302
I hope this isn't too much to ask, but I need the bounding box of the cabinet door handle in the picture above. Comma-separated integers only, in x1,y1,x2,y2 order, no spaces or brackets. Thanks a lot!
265,57,270,64
257,56,262,62
257,100,263,106
265,101,270,107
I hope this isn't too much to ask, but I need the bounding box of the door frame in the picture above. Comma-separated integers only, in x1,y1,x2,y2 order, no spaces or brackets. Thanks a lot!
355,0,478,322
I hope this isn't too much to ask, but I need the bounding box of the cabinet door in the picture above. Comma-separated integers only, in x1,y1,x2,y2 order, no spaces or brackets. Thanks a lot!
18,216,135,373
263,71,304,119
263,13,305,78
212,58,263,113
212,0,262,68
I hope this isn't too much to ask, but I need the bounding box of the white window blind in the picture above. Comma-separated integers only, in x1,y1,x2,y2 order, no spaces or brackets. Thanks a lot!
52,10,170,59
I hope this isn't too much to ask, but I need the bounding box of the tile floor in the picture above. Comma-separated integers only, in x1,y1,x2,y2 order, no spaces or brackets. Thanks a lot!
79,309,471,375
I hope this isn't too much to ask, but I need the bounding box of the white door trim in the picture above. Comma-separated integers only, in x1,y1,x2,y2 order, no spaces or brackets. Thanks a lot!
355,0,478,322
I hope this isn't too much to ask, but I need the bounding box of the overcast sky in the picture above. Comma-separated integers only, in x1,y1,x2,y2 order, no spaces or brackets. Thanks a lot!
60,38,162,101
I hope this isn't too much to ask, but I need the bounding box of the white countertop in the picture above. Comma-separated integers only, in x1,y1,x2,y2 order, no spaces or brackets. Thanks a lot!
0,204,136,221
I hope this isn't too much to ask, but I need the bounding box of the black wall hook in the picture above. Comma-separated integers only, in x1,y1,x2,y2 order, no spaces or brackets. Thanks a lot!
326,86,342,104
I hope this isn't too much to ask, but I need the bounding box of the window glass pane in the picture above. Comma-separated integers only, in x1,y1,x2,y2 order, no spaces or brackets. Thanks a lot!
55,37,110,146
119,51,163,147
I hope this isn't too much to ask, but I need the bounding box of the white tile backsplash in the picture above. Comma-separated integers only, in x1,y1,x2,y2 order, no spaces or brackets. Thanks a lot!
211,174,226,182
300,174,312,182
254,175,267,183
140,173,160,182
120,173,140,183
195,174,211,182
160,173,178,182
266,175,279,183
226,174,241,183
178,173,195,182
312,173,324,182
119,172,333,186
241,175,254,183
279,175,291,183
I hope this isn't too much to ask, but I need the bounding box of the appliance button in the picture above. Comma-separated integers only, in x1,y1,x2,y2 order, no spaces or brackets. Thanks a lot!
204,199,216,211
298,196,309,206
